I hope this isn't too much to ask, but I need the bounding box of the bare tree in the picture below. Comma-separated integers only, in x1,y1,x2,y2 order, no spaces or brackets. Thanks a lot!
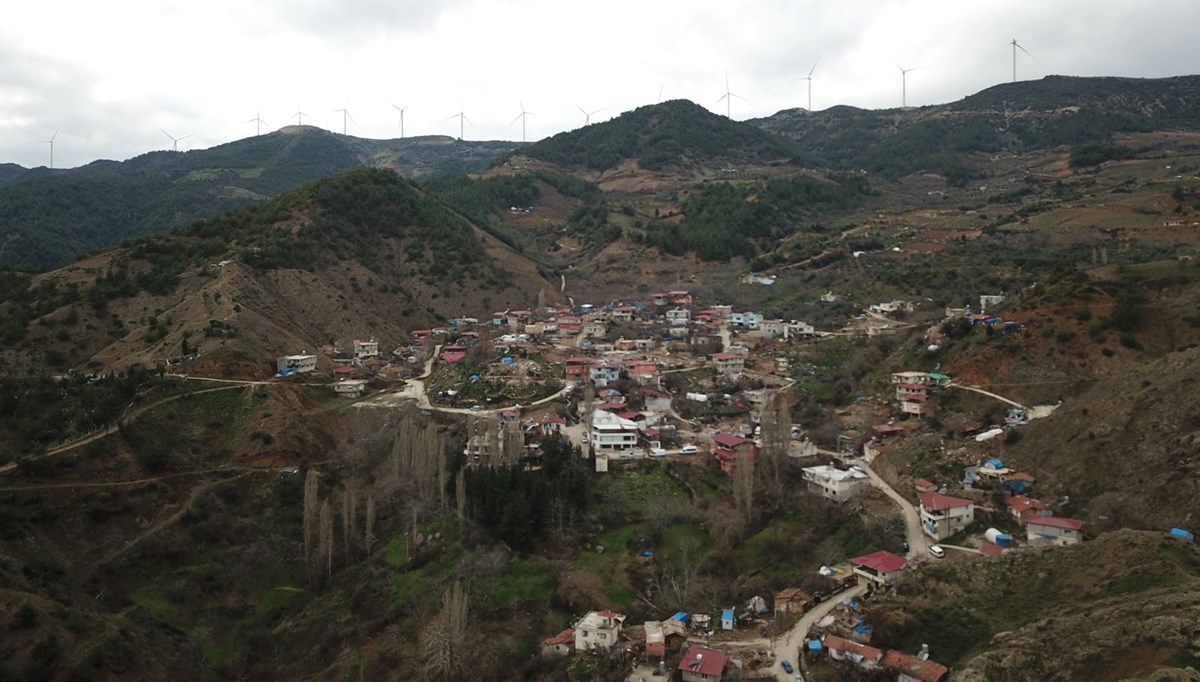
455,468,467,531
364,490,375,557
733,452,755,529
303,469,320,565
757,390,792,508
319,498,334,580
421,581,470,681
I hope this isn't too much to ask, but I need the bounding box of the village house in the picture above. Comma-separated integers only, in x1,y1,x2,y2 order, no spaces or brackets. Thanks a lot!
625,359,658,384
440,344,467,363
919,492,975,541
583,320,607,338
643,389,672,414
891,371,931,385
541,628,574,657
758,319,786,337
824,635,884,670
589,363,622,387
787,320,816,338
712,433,757,475
574,610,625,653
611,306,635,322
678,645,727,682
540,415,566,436
895,383,930,401
565,357,596,383
709,352,745,375
913,478,937,494
590,410,639,455
979,294,1006,313
850,550,910,586
276,354,317,374
332,379,367,397
666,308,691,325
614,338,638,351
649,292,671,307
899,393,934,418
869,300,913,315
668,290,693,306
1006,495,1047,524
644,618,688,658
881,649,950,682
1027,516,1083,545
802,465,870,502
351,338,379,362
773,587,813,615
730,311,764,329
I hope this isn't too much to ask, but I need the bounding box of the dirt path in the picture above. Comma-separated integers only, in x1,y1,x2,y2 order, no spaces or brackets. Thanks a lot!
88,471,257,572
949,382,1027,410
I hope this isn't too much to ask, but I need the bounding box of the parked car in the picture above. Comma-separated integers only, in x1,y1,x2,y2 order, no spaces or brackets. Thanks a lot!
928,544,946,558
650,448,667,458
680,444,699,454
781,660,794,674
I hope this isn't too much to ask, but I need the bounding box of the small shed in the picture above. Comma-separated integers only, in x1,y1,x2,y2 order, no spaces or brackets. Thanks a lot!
721,608,736,631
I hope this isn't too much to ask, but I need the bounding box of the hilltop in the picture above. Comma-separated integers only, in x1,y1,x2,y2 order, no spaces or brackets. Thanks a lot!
0,126,522,269
0,167,557,376
751,74,1200,184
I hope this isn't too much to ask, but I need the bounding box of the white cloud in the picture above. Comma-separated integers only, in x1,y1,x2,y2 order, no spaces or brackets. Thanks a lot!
2,0,1200,169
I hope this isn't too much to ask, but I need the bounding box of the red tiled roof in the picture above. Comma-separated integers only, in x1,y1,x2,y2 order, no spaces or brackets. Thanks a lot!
712,433,752,448
566,357,596,365
1028,516,1083,531
881,650,948,682
824,635,883,662
543,628,574,646
919,492,973,511
913,478,935,489
873,424,905,433
677,645,727,677
542,415,566,424
440,352,465,363
1003,471,1036,482
1007,496,1045,513
850,550,909,574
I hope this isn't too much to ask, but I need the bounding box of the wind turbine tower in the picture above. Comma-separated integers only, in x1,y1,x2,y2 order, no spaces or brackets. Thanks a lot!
897,64,921,108
392,104,409,138
444,104,472,141
333,102,354,135
714,73,745,119
244,111,268,136
510,100,535,143
160,129,191,152
44,128,59,169
1011,39,1034,83
290,105,308,126
577,105,604,126
802,56,820,111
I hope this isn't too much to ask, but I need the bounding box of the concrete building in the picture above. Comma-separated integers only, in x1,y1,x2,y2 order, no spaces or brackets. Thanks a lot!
802,465,870,502
332,379,367,397
709,352,745,375
590,410,638,455
276,354,317,374
919,492,975,541
1026,516,1083,546
666,308,691,325
850,550,909,585
678,645,727,682
574,610,624,653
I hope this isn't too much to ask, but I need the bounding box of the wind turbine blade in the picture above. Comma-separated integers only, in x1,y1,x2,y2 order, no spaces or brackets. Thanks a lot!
577,105,587,116
713,94,727,106
160,129,174,141
1017,42,1035,58
510,112,523,126
463,114,473,126
179,135,192,141
347,111,356,124
590,108,605,116
809,56,820,78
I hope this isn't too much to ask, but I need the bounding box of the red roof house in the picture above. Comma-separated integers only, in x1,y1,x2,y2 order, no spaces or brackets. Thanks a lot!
678,645,727,682
881,650,949,682
850,550,909,584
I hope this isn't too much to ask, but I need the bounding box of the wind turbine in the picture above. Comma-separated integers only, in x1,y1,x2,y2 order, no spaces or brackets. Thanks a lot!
801,56,820,111
444,104,472,141
713,73,745,119
290,105,309,126
897,63,921,108
43,128,59,169
160,129,191,152
577,105,604,126
244,111,268,136
1011,39,1034,83
510,100,536,143
658,83,664,103
332,101,354,135
392,104,409,138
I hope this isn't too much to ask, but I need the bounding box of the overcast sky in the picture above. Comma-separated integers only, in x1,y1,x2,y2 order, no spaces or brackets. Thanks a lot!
4,0,1199,170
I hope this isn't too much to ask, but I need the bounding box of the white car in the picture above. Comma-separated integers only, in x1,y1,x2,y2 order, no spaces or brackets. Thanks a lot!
649,448,667,458
928,545,945,559
680,444,699,454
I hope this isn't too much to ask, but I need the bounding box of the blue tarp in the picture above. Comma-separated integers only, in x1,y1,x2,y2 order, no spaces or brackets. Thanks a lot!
807,639,823,652
985,458,1005,469
670,611,689,624
1170,528,1195,542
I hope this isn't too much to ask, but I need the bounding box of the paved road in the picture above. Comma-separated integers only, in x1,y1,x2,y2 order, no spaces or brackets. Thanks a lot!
771,582,868,682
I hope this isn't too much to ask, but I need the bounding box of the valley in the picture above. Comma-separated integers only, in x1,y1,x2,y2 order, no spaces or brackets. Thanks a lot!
1,76,1200,682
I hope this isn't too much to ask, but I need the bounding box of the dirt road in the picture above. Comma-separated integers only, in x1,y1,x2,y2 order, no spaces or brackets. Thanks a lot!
817,448,926,561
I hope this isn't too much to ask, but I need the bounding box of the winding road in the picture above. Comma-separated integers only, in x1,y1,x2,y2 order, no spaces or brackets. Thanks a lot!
770,582,868,682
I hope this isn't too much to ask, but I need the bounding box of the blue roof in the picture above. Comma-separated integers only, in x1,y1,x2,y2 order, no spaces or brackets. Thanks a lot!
1170,527,1195,540
722,609,735,618
671,611,689,623
807,639,823,651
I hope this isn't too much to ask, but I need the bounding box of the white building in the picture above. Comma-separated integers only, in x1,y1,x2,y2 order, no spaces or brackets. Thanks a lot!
802,465,870,502
730,311,763,329
1026,516,1083,546
352,339,380,361
786,320,816,339
574,610,625,653
979,294,1006,313
276,354,317,374
665,308,691,325
332,379,367,397
590,410,638,455
919,492,975,541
